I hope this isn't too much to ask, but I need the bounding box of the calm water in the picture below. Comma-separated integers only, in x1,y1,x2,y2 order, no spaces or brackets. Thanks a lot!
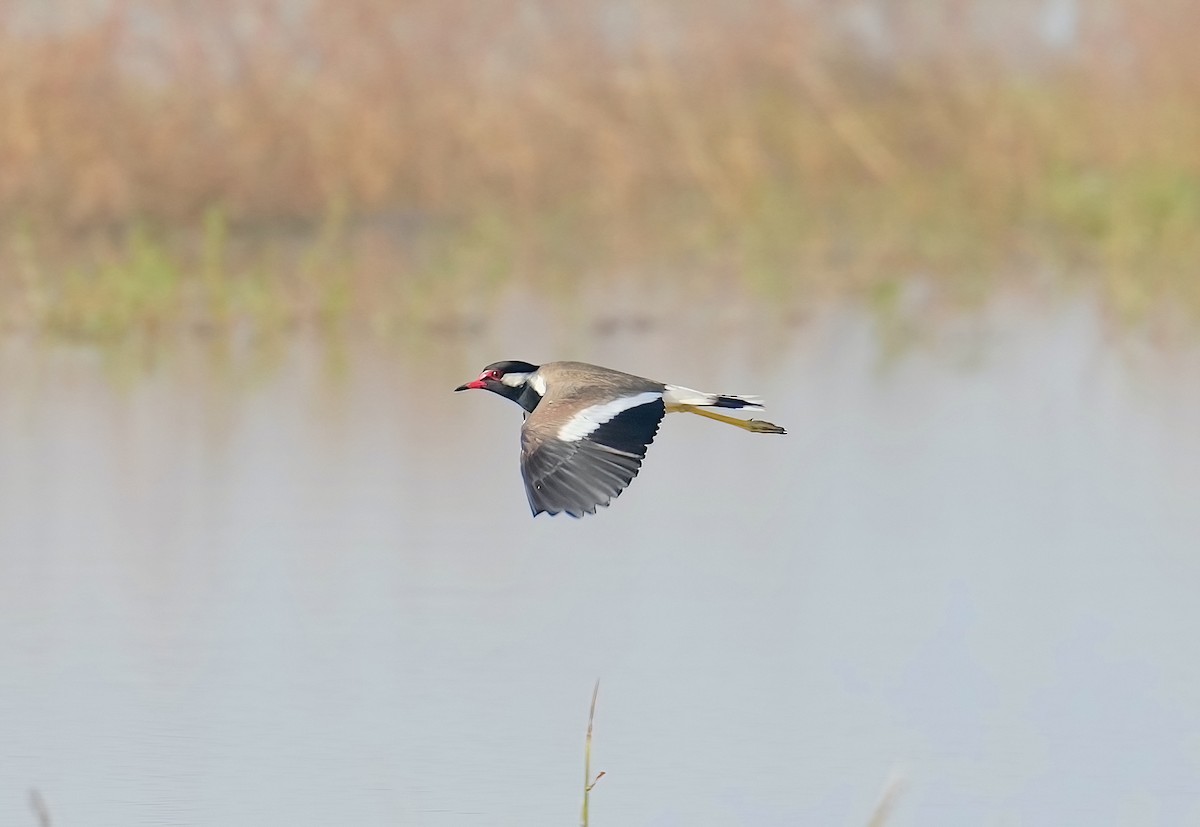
2,295,1200,826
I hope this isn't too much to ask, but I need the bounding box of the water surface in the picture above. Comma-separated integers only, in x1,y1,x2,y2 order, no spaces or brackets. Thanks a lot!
2,295,1199,826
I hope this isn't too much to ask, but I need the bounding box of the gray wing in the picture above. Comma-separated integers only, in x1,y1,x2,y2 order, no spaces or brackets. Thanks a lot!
520,397,665,517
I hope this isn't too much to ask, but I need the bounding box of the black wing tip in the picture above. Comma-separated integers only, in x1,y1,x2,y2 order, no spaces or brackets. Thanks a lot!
530,502,602,518
527,460,642,517
529,487,621,518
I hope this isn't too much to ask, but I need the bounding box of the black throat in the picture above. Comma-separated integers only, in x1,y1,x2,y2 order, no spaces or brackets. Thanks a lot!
514,383,543,413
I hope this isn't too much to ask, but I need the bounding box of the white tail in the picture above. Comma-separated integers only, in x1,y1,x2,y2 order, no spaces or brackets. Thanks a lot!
663,384,765,411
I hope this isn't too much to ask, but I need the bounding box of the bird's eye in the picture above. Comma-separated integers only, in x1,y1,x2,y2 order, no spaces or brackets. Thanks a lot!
486,370,502,380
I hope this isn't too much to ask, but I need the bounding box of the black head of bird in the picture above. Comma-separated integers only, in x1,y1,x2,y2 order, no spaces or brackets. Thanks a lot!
456,360,786,518
454,360,543,411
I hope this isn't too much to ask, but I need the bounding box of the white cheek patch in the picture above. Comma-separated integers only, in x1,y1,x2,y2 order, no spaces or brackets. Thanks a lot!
557,392,662,442
529,371,547,396
500,372,531,388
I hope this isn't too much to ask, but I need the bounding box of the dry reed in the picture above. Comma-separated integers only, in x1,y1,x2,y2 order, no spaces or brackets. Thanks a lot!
1,0,1197,338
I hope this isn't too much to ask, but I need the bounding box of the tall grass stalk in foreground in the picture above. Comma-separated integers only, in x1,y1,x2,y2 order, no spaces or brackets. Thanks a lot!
581,679,605,827
865,772,905,827
572,680,904,826
28,789,52,827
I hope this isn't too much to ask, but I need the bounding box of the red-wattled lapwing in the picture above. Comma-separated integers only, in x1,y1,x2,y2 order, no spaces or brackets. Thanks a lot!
455,360,786,517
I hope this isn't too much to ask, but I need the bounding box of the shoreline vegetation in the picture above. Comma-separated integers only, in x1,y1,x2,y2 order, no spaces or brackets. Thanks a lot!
1,0,1198,341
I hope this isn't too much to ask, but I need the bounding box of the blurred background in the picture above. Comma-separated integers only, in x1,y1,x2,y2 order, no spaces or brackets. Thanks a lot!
1,1,1199,824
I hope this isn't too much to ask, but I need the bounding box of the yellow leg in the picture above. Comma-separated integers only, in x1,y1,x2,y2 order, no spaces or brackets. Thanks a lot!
667,404,787,434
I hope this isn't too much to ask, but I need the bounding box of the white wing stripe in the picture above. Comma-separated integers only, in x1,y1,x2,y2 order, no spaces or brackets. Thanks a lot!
557,392,662,442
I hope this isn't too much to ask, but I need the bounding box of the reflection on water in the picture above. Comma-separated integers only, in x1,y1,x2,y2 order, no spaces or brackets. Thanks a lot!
2,295,1200,826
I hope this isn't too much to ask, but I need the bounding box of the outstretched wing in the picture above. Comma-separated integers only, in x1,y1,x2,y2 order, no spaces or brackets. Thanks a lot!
521,394,665,517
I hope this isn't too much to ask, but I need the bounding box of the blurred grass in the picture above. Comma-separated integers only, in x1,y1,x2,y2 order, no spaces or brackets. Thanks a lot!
0,0,1198,340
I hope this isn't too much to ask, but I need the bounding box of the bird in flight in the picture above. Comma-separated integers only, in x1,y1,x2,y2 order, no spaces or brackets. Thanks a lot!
455,360,786,517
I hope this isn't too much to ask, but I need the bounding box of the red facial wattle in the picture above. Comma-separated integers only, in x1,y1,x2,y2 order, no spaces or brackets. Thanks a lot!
454,369,503,392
